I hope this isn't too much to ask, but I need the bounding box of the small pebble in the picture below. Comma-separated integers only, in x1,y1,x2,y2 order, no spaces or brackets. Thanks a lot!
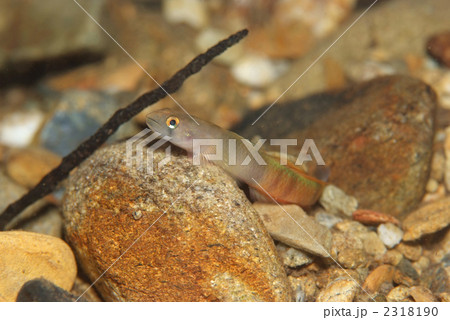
314,210,342,229
334,220,367,233
0,109,44,147
331,231,367,269
363,265,395,294
396,258,419,282
402,197,450,241
412,256,430,276
6,147,61,188
438,292,450,302
427,31,450,68
386,285,413,302
162,0,208,29
362,231,387,257
231,55,289,88
0,231,77,301
409,286,437,302
319,184,358,217
276,243,313,268
381,249,404,266
426,179,439,193
352,209,400,226
288,275,317,302
396,242,423,262
377,223,403,249
316,279,358,302
422,184,446,203
333,220,386,258
430,151,445,181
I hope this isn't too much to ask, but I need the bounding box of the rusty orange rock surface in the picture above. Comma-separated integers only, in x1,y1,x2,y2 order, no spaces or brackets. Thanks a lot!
63,144,293,301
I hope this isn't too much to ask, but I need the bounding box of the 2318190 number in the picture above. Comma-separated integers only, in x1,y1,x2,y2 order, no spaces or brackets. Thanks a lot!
384,306,438,317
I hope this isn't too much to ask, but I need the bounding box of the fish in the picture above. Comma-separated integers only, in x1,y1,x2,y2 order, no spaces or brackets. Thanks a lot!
146,108,326,207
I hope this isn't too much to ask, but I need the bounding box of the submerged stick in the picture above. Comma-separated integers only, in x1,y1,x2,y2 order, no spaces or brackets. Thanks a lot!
0,29,249,230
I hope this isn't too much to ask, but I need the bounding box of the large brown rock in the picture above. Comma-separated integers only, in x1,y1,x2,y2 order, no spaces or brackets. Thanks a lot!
63,143,293,301
235,76,437,217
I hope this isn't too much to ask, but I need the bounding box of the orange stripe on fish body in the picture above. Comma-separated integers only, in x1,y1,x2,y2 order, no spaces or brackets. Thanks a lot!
250,154,326,207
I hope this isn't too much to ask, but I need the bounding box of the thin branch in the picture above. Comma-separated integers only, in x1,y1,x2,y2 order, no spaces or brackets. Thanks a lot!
0,29,249,230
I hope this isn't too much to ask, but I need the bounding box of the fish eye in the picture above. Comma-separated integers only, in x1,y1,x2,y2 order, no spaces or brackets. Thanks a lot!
166,116,179,129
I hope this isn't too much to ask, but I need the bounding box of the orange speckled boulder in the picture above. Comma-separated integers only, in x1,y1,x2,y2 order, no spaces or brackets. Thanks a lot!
63,143,293,301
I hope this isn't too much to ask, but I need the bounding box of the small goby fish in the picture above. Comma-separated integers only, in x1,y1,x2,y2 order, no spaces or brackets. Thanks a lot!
146,109,326,207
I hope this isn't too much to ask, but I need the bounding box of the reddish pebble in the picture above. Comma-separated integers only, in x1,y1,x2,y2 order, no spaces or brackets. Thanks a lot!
427,31,450,68
353,209,400,226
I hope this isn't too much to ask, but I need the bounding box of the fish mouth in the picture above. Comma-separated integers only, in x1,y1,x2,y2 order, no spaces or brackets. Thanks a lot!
146,117,172,140
146,117,162,131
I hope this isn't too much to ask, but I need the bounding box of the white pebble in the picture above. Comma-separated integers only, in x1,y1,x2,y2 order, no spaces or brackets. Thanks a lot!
377,223,403,249
231,55,289,88
315,210,343,229
162,0,208,29
0,109,44,147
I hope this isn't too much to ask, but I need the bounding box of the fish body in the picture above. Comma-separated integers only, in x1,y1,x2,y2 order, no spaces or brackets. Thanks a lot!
146,109,326,207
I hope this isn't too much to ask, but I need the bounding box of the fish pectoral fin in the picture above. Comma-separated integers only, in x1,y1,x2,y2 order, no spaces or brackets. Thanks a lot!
248,186,291,204
248,187,271,203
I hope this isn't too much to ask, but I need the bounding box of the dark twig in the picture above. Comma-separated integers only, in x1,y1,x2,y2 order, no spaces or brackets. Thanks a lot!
0,29,249,230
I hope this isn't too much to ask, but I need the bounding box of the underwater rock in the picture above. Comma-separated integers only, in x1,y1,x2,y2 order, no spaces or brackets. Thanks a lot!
40,90,134,156
235,75,437,217
427,31,450,68
253,203,332,257
63,143,293,301
402,197,450,241
6,147,61,188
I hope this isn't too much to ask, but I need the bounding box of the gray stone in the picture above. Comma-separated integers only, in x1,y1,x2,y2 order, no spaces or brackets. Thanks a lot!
276,243,313,268
40,90,136,156
253,203,332,257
